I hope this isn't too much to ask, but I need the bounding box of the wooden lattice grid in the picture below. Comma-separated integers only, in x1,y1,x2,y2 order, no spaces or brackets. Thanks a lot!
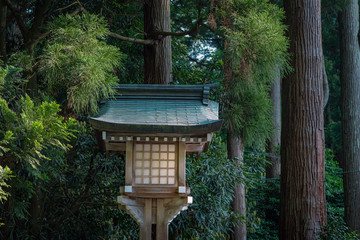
134,142,177,185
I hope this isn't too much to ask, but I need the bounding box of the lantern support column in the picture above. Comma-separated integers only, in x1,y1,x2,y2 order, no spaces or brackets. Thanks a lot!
118,196,192,239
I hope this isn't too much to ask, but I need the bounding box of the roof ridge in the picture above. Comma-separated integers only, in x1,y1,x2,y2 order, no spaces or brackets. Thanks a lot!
111,84,219,106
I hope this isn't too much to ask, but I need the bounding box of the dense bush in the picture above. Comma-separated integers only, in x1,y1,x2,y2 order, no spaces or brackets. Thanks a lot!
170,135,241,239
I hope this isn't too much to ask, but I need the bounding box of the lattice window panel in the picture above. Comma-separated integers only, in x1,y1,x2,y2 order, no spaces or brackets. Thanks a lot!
134,143,177,185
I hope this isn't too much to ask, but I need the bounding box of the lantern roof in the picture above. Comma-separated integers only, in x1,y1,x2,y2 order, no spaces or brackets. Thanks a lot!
90,84,222,135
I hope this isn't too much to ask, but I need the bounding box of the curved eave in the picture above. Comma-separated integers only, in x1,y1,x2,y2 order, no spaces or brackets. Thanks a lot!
90,118,223,136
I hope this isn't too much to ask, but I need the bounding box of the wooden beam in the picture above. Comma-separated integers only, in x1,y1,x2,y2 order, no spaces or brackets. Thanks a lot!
125,141,133,185
178,142,186,187
185,143,204,152
105,142,126,151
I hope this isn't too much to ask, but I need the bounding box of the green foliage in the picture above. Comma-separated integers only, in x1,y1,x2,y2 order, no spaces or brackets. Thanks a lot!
170,135,241,239
106,1,145,84
0,65,77,235
319,214,360,240
243,151,279,240
325,149,344,209
0,166,12,203
319,149,360,239
0,95,76,169
0,124,139,239
221,0,290,147
39,14,124,114
172,37,223,86
226,0,289,78
0,131,12,156
169,136,274,239
223,82,272,146
38,128,138,239
0,65,6,85
0,65,26,106
247,179,280,240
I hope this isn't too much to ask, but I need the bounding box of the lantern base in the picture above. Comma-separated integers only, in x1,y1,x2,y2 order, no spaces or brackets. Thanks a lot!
117,195,192,240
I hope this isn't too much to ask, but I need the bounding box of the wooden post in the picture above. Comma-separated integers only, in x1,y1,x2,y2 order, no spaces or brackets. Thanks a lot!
125,141,133,186
140,198,153,240
156,198,168,239
178,142,186,187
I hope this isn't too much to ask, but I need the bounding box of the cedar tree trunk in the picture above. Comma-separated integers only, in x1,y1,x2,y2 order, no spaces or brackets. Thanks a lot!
144,0,172,84
339,0,360,233
228,131,246,240
280,0,326,239
223,35,247,240
266,66,281,179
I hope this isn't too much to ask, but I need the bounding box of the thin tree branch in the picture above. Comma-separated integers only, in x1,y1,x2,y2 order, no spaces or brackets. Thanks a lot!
154,27,197,37
56,2,152,46
56,1,79,12
57,0,87,14
109,32,155,45
69,7,82,16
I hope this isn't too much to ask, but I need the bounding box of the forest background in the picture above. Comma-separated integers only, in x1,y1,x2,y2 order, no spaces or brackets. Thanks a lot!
0,0,357,239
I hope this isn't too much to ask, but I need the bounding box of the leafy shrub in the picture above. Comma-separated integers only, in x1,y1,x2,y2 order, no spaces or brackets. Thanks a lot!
319,214,359,240
319,149,359,240
170,134,241,239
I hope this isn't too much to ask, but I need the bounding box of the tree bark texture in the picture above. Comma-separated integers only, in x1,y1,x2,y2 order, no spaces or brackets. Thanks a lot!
339,0,360,233
266,66,281,179
144,0,172,84
280,0,326,239
228,131,246,240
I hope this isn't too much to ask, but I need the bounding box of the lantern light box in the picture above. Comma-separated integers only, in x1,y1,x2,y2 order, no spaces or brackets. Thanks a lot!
90,84,222,239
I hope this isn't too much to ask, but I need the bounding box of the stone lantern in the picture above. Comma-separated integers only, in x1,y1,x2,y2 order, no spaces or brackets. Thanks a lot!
90,84,222,239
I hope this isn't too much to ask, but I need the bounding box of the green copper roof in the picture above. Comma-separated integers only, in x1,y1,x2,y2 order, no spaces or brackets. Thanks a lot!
90,84,222,135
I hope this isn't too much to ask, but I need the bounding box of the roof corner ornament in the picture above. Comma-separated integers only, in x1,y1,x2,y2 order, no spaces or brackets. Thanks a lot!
202,85,210,106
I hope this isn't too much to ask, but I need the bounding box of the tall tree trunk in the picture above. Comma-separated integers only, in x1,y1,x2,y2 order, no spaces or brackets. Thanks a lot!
223,33,247,239
0,0,7,63
144,0,172,84
228,131,246,240
339,0,360,233
266,66,281,179
280,0,326,239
